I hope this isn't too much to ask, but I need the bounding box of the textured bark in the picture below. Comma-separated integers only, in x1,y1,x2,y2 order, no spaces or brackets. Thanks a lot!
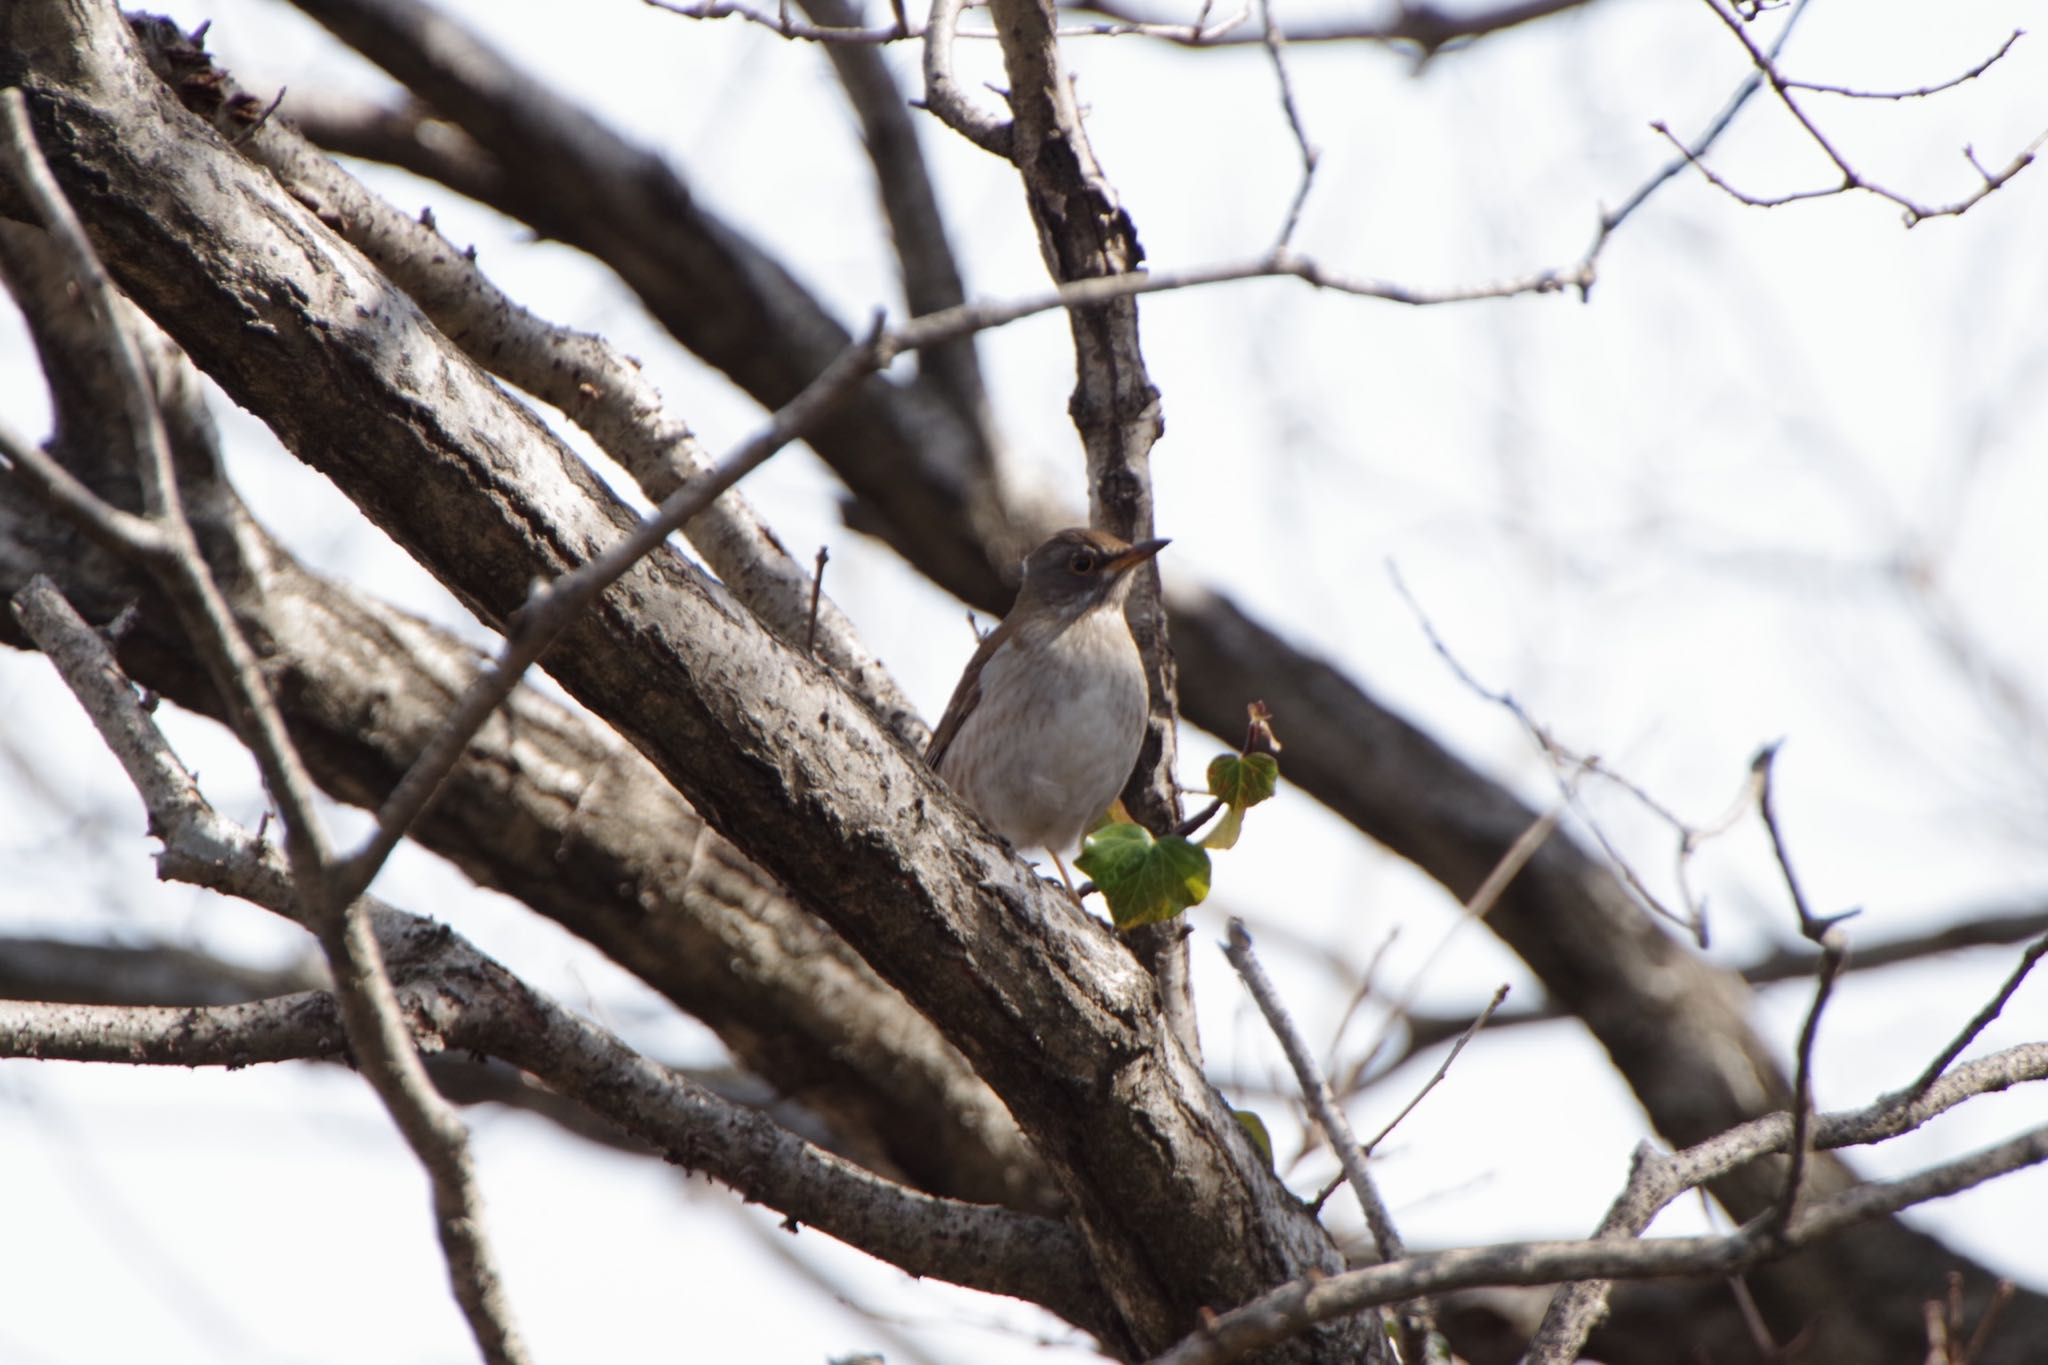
0,5,1350,1355
0,221,1045,1214
285,0,1026,603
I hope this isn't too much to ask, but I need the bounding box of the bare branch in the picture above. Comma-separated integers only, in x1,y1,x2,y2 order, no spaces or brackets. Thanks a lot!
1689,0,2044,226
1153,1086,2048,1365
1060,0,1595,52
1340,808,1553,1100
0,981,1102,1325
1254,0,1318,248
0,92,331,884
1755,745,1859,943
1902,929,2048,1103
805,545,829,659
1362,984,1509,1157
1752,743,1854,1231
645,0,914,43
921,0,1015,157
1776,937,1845,1229
1523,1014,2048,1365
1391,563,1717,942
1225,920,1415,1361
1782,29,2025,101
8,576,530,1365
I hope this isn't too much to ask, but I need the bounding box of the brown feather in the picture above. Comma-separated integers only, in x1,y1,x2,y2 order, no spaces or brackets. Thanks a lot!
923,613,1019,770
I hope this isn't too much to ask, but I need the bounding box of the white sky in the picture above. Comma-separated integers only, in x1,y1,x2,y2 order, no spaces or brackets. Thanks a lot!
2,0,2045,1360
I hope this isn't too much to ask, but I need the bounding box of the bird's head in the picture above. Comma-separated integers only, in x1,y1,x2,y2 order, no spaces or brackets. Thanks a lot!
1016,527,1169,621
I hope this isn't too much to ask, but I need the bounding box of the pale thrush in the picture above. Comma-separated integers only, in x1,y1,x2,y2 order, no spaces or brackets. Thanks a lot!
925,528,1168,890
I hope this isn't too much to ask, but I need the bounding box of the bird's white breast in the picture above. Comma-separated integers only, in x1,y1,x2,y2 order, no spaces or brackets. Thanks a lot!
938,604,1148,853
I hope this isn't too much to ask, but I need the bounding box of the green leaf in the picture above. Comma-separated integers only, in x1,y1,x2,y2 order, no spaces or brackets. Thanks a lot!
1200,751,1279,849
1231,1108,1274,1170
1076,823,1211,929
1207,751,1279,810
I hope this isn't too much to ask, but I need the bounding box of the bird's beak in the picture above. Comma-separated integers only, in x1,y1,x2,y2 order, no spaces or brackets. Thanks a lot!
1106,537,1169,574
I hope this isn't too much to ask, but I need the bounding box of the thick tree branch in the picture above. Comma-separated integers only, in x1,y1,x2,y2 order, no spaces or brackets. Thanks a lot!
129,15,925,749
3,573,1108,1331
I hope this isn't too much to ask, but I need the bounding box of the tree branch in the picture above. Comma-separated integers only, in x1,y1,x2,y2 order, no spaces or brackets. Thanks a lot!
0,972,1104,1325
1,575,1108,1333
130,15,927,750
1225,921,1410,1361
0,297,1046,1214
1155,1043,2048,1365
0,84,528,1362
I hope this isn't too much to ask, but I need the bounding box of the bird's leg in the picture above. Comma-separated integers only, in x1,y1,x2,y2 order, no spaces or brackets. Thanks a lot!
1047,848,1081,901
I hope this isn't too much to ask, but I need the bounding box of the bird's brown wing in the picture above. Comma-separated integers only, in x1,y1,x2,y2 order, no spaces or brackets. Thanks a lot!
923,615,1017,770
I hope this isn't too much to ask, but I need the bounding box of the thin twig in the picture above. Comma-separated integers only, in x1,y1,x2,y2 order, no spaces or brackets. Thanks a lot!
1694,0,2043,226
1725,1267,1783,1360
1755,743,1859,940
0,92,330,882
646,0,916,42
805,544,829,659
1389,562,1718,941
1902,929,2048,1102
1782,29,2023,101
1753,742,1854,1232
1579,0,1809,288
1254,0,1318,248
1524,1042,2048,1363
1962,1280,2016,1364
1345,805,1554,1098
1224,920,1428,1362
1226,921,1402,1257
1171,798,1223,838
1776,936,1845,1231
6,579,531,1365
1062,0,1586,50
1362,984,1509,1156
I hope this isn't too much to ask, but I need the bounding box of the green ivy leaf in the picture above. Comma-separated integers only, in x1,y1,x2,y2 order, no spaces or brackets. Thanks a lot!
1231,1108,1274,1170
1076,823,1211,929
1207,751,1279,809
1201,752,1279,849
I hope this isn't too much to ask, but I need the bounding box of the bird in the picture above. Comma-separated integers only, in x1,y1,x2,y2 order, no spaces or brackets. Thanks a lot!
925,527,1168,893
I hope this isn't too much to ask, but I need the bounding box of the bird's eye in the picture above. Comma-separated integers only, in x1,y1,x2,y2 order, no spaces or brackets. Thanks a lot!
1069,551,1095,573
